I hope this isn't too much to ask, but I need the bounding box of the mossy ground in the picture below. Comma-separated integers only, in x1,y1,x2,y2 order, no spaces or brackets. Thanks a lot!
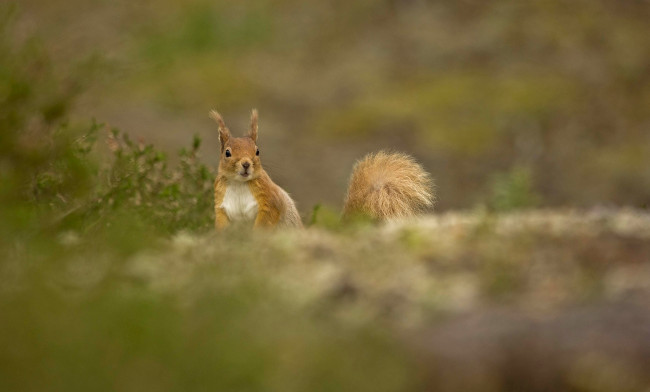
2,209,649,391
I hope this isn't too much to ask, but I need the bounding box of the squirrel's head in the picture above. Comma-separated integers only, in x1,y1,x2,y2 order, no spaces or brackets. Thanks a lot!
210,109,261,182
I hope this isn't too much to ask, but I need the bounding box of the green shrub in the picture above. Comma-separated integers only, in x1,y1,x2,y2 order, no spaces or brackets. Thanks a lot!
75,130,216,234
486,166,541,212
0,6,94,242
0,7,215,240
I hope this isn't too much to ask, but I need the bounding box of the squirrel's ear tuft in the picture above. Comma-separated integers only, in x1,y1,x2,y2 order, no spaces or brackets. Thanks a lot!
209,110,230,150
249,109,258,142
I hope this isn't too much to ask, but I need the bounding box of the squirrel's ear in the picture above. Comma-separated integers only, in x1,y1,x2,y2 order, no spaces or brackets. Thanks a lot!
249,108,258,142
209,110,230,150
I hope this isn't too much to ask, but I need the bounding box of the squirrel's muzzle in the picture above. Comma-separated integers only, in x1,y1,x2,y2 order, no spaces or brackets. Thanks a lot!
239,160,253,179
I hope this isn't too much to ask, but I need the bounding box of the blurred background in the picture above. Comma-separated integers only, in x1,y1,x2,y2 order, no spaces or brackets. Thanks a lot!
12,0,650,213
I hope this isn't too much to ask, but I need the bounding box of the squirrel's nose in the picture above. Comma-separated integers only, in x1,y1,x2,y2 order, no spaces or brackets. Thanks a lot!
242,162,251,169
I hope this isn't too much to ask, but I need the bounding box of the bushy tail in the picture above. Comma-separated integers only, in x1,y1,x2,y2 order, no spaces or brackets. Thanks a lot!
343,151,435,221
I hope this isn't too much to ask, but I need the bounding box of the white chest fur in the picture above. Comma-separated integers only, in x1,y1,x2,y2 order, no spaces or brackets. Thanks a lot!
221,183,259,222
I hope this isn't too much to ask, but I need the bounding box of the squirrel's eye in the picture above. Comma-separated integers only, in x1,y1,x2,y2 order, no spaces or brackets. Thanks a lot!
256,148,260,156
225,149,231,158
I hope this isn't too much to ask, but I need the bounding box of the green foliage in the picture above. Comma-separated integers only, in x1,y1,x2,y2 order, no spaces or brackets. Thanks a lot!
0,9,215,239
486,166,541,212
309,203,342,229
0,7,94,241
76,130,216,234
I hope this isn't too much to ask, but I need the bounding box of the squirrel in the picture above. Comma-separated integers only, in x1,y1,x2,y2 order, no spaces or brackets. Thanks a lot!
210,109,434,229
211,109,303,229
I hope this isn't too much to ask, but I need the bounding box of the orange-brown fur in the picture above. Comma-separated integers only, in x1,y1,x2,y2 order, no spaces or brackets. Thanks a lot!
342,151,435,221
249,173,284,227
213,179,230,229
211,109,303,229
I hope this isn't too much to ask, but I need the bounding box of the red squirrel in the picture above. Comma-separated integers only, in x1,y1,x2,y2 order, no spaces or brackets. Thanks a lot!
210,109,434,229
211,109,302,229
